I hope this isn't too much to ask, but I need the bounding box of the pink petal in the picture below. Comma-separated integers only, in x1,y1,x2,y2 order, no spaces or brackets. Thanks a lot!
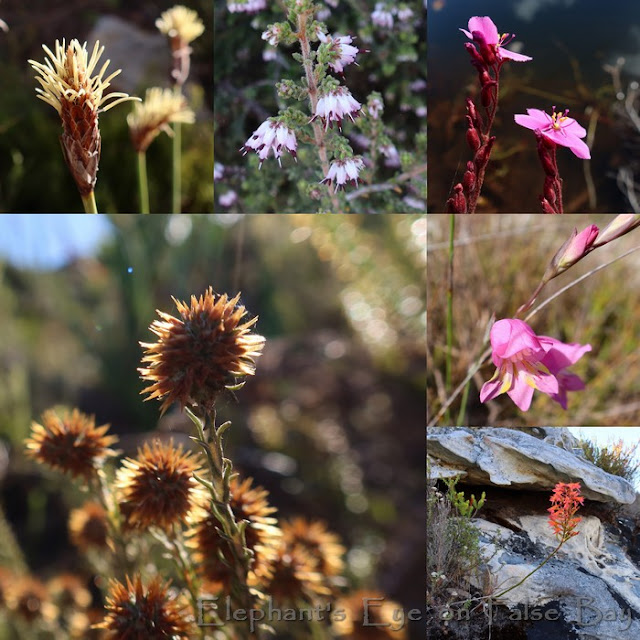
480,375,506,404
507,380,535,412
563,119,587,138
539,339,592,372
467,17,499,45
489,319,546,361
566,137,591,159
498,48,532,62
514,114,547,131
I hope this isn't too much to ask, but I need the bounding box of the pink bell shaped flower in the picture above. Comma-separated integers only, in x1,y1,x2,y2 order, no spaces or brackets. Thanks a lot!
460,16,532,63
313,87,362,131
318,32,361,74
514,107,591,159
240,119,297,168
480,318,590,411
320,157,364,189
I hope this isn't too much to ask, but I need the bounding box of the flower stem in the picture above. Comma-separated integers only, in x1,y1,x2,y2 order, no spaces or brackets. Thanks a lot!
137,151,150,214
186,408,261,640
297,11,342,213
81,191,98,214
445,214,455,423
172,88,182,213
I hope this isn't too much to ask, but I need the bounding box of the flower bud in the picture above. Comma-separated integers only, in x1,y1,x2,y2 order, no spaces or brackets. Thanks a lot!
540,197,557,213
463,168,475,193
474,136,495,171
549,224,599,273
471,30,496,66
445,184,467,213
464,42,486,68
593,214,640,247
480,82,497,108
466,119,481,152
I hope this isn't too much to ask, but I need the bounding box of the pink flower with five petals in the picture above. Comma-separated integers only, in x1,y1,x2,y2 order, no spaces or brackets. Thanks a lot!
460,16,532,63
514,107,591,159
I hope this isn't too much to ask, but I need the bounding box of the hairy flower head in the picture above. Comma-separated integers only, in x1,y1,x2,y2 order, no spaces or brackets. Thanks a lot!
128,87,195,152
28,39,140,196
68,501,110,551
25,409,118,480
156,5,204,45
116,439,204,532
281,518,345,579
95,574,193,639
139,288,265,414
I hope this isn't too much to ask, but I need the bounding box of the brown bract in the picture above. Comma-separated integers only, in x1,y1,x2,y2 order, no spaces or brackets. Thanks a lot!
95,574,192,639
139,288,265,414
116,439,204,532
186,476,281,594
5,575,57,623
25,408,118,481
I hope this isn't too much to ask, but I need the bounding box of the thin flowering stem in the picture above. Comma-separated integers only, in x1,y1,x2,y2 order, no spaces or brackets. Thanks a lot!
172,116,182,213
296,10,341,212
445,214,455,423
137,152,150,214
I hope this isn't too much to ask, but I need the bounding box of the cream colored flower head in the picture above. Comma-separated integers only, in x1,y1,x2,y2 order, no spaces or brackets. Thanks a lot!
156,5,205,45
28,39,139,115
127,87,195,152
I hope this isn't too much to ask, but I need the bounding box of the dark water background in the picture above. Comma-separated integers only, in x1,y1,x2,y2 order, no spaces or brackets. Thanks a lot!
428,0,640,212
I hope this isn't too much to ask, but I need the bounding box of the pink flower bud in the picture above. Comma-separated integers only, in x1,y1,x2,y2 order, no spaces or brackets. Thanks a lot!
543,176,556,204
551,224,599,272
593,214,640,247
474,136,495,171
464,42,486,68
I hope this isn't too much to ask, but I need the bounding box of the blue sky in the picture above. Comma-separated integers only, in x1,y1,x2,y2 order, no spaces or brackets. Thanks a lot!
0,215,113,269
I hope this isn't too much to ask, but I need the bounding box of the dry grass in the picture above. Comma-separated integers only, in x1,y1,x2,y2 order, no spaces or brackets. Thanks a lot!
427,214,640,426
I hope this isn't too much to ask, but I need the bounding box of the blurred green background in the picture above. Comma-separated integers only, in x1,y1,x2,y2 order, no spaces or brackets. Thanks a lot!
0,0,213,213
0,213,426,638
427,214,640,427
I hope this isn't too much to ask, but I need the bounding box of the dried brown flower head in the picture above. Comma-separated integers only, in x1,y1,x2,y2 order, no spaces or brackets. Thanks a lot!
187,476,281,593
263,540,330,605
69,501,110,551
332,590,407,640
95,574,192,639
128,87,195,152
282,517,346,578
47,573,92,610
116,439,204,532
25,408,118,480
139,288,265,414
5,575,57,623
28,39,140,197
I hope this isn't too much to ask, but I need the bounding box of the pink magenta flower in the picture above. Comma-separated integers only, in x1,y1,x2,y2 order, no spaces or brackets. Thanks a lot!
240,120,297,169
514,108,591,159
314,87,362,131
480,319,590,411
320,157,364,189
318,33,360,74
372,4,394,29
460,16,532,63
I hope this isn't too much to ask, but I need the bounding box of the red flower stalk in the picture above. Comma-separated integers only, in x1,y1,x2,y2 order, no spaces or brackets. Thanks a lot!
536,132,564,213
445,16,531,213
547,482,584,542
